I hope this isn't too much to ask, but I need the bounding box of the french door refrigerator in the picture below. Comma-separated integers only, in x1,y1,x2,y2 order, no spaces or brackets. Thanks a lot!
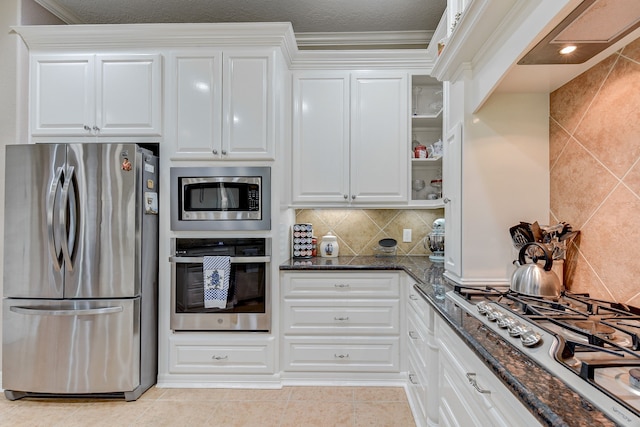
2,143,159,401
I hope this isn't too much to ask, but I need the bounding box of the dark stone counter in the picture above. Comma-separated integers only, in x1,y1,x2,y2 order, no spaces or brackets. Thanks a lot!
280,256,617,427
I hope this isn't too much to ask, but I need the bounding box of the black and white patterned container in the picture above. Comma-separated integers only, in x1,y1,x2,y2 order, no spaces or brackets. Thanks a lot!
292,223,314,258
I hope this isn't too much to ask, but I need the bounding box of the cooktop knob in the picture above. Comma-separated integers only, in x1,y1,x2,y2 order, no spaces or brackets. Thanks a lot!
630,368,640,390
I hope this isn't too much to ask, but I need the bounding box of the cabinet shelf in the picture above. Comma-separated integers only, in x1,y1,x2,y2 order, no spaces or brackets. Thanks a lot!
411,156,442,163
411,110,443,129
409,199,445,208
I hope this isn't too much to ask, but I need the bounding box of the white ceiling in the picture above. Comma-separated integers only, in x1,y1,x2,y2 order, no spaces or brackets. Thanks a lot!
35,0,447,41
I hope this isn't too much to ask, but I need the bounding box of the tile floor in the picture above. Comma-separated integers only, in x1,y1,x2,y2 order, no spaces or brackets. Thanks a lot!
0,386,416,426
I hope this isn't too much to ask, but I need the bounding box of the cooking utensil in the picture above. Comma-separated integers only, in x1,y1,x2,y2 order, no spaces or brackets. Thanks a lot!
509,223,534,249
510,242,562,298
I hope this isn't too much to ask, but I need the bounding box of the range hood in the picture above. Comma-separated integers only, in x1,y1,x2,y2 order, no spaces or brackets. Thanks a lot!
518,0,640,64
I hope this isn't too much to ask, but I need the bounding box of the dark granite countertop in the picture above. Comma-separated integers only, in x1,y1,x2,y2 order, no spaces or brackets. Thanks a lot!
280,256,617,427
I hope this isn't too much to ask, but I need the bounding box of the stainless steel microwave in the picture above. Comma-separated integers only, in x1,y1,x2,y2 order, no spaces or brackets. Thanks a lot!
170,166,271,231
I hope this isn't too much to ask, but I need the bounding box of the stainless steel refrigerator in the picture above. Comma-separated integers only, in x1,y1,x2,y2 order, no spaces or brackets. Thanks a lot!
2,143,159,401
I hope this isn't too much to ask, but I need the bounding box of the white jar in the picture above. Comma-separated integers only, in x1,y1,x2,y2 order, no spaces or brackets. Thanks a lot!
320,233,339,258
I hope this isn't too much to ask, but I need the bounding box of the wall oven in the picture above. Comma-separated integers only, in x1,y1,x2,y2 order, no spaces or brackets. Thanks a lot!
170,238,270,331
170,166,271,231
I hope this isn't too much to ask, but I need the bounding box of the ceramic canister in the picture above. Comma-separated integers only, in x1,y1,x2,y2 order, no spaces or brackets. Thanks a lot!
320,233,339,258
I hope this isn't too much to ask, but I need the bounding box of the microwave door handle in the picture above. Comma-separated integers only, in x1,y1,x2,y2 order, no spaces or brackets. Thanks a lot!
47,166,65,271
169,256,271,264
60,165,76,272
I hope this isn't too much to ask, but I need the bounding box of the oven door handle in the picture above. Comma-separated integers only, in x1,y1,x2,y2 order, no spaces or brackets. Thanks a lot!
169,256,271,264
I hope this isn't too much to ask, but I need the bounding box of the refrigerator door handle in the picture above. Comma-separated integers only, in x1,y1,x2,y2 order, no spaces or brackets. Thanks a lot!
60,165,77,272
47,166,65,271
9,305,124,316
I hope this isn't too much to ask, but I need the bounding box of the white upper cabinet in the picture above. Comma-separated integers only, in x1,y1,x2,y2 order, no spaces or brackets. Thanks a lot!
167,49,275,160
30,54,162,137
291,71,408,206
291,72,350,204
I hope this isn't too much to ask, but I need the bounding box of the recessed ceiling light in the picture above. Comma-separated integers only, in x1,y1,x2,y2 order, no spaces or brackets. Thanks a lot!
559,45,577,55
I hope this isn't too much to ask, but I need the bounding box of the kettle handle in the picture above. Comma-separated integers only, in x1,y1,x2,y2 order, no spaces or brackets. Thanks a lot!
518,242,553,271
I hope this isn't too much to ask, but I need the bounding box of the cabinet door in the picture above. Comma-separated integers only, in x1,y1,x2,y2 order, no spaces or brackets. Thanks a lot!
30,55,94,136
167,51,223,159
350,73,408,203
443,122,462,277
291,72,350,203
96,54,162,136
222,50,275,159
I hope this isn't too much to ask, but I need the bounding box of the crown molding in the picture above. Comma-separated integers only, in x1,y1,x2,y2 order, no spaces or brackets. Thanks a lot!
11,22,299,62
290,49,434,71
295,30,433,49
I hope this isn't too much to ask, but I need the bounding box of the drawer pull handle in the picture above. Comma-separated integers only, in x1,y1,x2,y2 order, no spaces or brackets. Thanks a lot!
408,373,419,385
334,353,350,359
334,284,350,288
211,355,228,361
408,331,419,339
409,294,419,300
466,373,490,394
334,316,350,321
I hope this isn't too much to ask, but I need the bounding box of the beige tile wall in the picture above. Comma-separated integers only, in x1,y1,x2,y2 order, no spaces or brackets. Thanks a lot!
550,36,640,305
295,208,445,256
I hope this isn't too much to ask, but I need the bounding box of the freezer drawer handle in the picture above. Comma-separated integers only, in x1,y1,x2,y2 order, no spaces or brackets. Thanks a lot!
10,306,124,316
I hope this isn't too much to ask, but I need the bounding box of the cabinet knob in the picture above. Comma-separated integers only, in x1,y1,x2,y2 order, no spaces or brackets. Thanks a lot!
221,150,227,155
212,149,218,155
443,197,451,204
92,125,100,132
351,195,356,200
343,194,348,199
83,125,91,131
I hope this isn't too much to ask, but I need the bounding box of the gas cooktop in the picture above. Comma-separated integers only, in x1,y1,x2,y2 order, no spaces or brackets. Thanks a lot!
447,286,640,426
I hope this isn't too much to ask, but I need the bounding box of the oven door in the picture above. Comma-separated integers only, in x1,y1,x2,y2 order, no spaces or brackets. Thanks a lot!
170,255,270,331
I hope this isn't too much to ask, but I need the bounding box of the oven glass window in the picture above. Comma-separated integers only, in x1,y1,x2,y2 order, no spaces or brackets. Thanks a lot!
175,262,266,314
183,182,259,211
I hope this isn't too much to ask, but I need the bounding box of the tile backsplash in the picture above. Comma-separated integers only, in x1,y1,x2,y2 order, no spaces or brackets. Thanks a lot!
295,209,445,256
550,36,640,305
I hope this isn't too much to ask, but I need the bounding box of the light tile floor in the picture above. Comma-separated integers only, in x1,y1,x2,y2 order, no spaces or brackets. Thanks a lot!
0,386,416,426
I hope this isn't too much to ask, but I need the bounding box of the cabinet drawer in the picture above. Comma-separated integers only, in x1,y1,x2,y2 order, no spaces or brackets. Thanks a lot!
282,272,400,298
282,336,400,372
283,299,399,334
169,338,275,374
406,303,428,368
407,286,435,332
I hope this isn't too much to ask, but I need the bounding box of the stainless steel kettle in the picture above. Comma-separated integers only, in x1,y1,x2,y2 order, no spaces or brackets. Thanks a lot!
510,242,562,298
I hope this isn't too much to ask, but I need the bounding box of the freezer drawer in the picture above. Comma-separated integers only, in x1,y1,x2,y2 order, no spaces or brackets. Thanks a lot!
2,298,140,395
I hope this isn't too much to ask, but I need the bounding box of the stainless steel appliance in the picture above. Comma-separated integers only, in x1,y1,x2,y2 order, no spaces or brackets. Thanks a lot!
2,143,159,401
170,238,271,331
170,166,271,231
447,286,640,426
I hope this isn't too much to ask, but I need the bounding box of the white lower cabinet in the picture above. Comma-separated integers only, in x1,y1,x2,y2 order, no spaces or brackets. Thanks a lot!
406,285,439,427
280,272,401,376
436,317,541,427
168,334,275,375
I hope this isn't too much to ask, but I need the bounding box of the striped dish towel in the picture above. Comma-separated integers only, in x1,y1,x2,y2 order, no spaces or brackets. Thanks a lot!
203,256,231,309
